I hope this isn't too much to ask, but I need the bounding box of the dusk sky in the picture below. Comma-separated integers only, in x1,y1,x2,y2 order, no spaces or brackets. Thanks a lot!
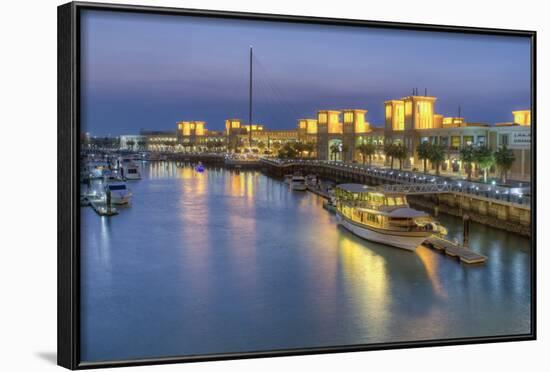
81,10,531,136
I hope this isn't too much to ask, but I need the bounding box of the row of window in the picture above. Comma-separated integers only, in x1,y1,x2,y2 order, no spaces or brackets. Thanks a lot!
421,135,486,148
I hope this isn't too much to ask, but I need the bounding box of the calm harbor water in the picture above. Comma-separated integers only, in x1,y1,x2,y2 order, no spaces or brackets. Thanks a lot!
81,161,531,362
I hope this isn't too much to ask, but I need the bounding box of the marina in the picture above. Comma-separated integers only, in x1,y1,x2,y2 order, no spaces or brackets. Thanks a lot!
80,161,531,362
80,153,494,263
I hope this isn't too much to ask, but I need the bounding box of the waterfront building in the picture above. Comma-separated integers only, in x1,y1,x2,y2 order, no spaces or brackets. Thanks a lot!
82,134,120,151
133,93,531,181
224,119,266,151
140,130,177,152
305,96,530,181
488,123,532,181
379,94,531,181
177,121,225,152
302,109,371,161
119,135,146,151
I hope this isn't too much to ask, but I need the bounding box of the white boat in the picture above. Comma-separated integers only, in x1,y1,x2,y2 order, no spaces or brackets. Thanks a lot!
104,181,132,205
122,164,141,180
290,175,307,191
334,183,446,251
305,174,318,186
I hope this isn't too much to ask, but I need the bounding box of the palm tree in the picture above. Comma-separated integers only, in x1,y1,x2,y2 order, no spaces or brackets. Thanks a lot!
272,141,282,154
384,143,396,169
137,140,146,151
126,139,135,152
329,143,341,161
164,140,174,152
257,140,266,154
341,143,349,161
295,142,306,158
475,146,495,183
357,143,376,165
494,145,515,183
206,141,216,153
459,145,476,181
394,144,408,171
416,141,431,174
303,142,315,158
428,144,446,176
278,142,298,159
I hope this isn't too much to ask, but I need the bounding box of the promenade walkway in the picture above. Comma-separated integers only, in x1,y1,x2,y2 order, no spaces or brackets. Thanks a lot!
260,158,531,207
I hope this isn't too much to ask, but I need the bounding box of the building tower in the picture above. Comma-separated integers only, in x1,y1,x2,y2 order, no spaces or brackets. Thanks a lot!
316,110,341,160
342,109,368,162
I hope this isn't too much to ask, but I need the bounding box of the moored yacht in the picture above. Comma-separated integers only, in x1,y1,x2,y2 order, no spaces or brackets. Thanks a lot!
122,163,141,180
290,175,307,191
334,183,446,251
305,174,318,187
104,181,132,205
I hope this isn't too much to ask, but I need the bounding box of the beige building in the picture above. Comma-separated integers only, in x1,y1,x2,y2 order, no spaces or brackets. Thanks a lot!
139,95,531,181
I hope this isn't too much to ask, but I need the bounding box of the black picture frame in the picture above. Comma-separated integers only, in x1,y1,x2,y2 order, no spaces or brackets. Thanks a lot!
58,1,537,369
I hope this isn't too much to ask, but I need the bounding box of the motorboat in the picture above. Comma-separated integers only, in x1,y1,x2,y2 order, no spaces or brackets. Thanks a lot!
305,174,318,186
122,163,141,180
290,175,307,191
104,181,132,205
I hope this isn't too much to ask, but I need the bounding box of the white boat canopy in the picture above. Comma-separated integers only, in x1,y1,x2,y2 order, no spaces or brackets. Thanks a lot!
387,207,429,218
336,183,373,193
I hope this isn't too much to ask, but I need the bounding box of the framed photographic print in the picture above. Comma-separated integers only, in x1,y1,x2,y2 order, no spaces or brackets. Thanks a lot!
58,1,536,369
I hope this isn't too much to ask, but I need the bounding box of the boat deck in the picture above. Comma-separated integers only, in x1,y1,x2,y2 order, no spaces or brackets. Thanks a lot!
423,235,487,264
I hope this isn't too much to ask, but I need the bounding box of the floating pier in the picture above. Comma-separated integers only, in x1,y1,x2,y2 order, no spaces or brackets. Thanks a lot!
306,184,330,199
82,193,119,216
423,235,487,264
89,200,119,216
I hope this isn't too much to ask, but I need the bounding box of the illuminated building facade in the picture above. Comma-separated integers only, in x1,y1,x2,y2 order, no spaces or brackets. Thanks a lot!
119,135,146,151
380,94,531,181
174,121,225,151
141,119,300,154
141,130,177,151
135,95,530,181
306,109,371,161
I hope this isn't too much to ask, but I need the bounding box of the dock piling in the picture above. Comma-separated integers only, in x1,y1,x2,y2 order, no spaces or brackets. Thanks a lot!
463,214,470,248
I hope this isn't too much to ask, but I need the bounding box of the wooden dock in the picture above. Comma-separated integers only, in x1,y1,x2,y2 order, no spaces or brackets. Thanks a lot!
306,185,330,199
86,197,119,216
423,235,487,264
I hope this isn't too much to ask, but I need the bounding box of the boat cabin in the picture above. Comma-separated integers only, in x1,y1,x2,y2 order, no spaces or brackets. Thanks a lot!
334,183,408,210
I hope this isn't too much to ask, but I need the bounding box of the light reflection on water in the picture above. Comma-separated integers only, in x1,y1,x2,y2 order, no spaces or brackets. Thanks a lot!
80,162,531,362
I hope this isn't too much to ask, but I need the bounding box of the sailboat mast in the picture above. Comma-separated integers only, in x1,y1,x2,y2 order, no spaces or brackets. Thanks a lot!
249,46,253,148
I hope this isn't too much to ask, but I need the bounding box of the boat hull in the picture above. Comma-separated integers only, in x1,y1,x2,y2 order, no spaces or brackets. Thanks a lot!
108,192,132,205
336,214,429,251
290,183,307,191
